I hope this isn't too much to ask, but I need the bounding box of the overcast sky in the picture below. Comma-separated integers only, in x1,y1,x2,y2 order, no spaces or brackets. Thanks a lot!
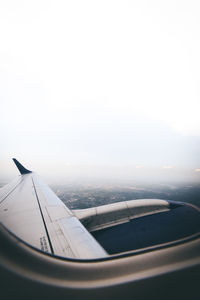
1,1,200,182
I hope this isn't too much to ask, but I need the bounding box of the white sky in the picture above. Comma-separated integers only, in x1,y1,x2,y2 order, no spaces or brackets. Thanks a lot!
0,0,200,181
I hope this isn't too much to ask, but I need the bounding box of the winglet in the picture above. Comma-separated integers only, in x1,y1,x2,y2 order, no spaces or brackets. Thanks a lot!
12,158,32,174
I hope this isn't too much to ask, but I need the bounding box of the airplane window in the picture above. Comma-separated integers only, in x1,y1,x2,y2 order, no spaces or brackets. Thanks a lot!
0,159,200,260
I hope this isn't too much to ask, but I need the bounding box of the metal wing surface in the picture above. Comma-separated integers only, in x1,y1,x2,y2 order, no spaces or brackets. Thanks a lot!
0,159,107,259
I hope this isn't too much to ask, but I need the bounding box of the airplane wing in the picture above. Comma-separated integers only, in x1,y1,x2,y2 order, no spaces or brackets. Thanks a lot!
0,159,107,259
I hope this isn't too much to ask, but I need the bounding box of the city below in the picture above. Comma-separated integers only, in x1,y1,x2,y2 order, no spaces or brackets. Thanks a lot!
49,181,200,210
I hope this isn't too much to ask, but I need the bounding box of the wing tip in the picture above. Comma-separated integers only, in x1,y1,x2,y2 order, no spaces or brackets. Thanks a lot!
12,158,32,175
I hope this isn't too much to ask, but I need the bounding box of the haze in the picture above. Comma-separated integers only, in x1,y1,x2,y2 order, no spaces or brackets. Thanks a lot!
0,1,200,184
